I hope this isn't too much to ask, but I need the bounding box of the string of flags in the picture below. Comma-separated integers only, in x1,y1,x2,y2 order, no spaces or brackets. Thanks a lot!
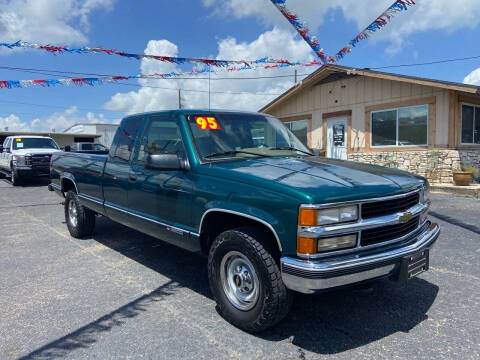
270,0,325,62
0,40,304,68
270,0,416,64
327,0,416,63
0,1,417,91
0,59,324,90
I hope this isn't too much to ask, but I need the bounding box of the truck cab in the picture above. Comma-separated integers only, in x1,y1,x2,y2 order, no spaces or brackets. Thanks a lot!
0,135,61,185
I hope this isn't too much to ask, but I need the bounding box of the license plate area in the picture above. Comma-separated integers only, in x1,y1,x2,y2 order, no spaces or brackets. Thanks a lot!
399,249,429,282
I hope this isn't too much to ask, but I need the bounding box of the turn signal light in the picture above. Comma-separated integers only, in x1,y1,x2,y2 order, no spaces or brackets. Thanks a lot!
297,237,317,255
298,208,317,226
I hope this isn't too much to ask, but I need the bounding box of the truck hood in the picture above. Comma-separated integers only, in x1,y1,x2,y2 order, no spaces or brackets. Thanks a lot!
12,149,61,156
208,156,425,203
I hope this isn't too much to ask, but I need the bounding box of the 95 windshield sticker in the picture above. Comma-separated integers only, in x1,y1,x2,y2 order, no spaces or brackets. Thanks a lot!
16,138,22,142
195,116,220,130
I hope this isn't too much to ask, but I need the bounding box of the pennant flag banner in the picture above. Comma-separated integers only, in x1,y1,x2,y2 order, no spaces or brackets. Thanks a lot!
0,60,323,90
327,0,416,63
270,0,325,62
0,40,309,68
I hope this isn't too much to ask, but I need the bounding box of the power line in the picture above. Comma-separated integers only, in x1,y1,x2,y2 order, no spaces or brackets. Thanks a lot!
370,55,480,70
0,65,298,95
0,65,310,81
0,99,126,113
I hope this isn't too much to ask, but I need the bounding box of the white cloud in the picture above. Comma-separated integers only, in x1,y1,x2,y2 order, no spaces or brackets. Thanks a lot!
0,0,115,46
463,68,480,85
203,0,480,54
0,106,117,133
104,28,314,113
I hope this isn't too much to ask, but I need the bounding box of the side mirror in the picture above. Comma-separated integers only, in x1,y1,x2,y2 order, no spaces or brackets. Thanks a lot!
310,148,321,156
64,145,71,152
146,154,187,171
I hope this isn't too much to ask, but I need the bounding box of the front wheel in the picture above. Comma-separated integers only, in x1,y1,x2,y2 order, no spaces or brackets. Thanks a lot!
64,191,96,238
208,227,293,332
10,167,20,186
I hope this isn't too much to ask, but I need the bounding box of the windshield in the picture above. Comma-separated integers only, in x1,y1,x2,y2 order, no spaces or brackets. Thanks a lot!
185,113,311,161
12,138,59,150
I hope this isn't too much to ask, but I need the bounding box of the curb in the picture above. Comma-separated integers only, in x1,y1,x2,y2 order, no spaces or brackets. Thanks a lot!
430,184,480,199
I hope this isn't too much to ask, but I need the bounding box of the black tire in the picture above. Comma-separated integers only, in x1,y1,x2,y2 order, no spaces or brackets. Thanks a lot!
208,227,293,332
64,191,96,238
10,167,20,186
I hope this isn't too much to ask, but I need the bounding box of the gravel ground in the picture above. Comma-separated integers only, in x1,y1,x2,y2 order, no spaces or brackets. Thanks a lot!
0,179,479,360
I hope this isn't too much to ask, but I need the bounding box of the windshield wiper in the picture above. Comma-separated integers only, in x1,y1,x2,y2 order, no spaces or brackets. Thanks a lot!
269,147,314,156
205,150,271,159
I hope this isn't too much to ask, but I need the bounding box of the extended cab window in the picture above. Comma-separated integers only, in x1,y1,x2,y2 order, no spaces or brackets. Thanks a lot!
136,116,185,165
112,117,143,163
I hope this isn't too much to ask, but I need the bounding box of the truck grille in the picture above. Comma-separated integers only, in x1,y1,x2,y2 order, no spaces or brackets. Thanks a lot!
361,216,420,247
361,192,419,219
26,154,52,168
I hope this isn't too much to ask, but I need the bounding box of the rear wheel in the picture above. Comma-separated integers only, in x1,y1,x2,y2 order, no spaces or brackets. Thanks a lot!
64,191,96,238
208,227,292,332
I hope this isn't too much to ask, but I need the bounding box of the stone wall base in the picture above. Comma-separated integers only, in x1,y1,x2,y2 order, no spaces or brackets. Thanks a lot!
348,149,480,184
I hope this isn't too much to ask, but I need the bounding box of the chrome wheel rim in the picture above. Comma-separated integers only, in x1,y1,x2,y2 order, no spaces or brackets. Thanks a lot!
68,200,78,227
220,251,259,311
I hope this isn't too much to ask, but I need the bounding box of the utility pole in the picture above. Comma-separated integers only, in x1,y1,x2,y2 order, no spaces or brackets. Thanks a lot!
178,88,182,109
208,65,211,111
294,69,297,84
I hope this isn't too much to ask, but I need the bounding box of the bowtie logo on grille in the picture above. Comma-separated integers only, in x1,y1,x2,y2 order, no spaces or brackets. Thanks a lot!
399,212,413,223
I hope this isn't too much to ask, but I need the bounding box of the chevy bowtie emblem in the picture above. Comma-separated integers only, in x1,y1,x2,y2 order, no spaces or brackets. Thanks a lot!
399,212,413,223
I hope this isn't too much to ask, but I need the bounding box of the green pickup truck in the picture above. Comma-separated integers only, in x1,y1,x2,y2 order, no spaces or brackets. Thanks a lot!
49,110,439,332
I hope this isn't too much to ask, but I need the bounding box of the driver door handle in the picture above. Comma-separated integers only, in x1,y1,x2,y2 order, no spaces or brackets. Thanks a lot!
129,173,137,182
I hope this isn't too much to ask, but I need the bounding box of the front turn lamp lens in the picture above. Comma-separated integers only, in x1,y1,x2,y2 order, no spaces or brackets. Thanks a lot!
317,205,358,226
317,234,357,253
297,237,317,255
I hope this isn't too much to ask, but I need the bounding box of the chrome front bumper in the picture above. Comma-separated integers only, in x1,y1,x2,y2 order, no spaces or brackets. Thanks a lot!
281,222,440,294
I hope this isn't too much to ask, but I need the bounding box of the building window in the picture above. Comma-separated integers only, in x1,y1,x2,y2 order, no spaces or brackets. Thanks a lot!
283,119,309,147
371,104,428,147
461,104,480,145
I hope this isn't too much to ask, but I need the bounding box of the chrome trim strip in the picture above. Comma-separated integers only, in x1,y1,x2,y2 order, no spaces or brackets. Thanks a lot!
300,187,422,209
199,208,282,251
298,202,428,238
281,222,439,293
78,193,104,206
103,202,198,237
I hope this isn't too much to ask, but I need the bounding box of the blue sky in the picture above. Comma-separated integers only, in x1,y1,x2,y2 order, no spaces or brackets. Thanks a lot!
1,0,480,132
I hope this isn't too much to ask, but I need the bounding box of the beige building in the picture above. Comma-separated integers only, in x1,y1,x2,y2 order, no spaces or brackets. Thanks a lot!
260,65,480,183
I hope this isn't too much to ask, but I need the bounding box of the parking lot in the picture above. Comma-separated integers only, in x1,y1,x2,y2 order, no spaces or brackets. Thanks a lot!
0,179,479,360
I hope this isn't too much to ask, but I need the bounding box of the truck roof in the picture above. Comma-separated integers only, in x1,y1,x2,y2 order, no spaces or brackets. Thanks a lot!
6,135,53,139
122,109,263,119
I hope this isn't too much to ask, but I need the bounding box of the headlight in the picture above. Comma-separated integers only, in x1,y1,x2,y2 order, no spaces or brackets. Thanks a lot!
299,205,359,227
12,155,25,165
317,205,358,225
297,234,357,254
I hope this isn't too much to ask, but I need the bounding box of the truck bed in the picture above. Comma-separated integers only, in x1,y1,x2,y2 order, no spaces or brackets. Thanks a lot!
50,151,107,209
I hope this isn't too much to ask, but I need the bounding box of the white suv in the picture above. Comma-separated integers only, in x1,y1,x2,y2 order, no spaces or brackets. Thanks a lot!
0,136,61,186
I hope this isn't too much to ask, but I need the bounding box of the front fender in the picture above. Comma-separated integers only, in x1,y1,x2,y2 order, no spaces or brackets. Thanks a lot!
198,200,288,252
